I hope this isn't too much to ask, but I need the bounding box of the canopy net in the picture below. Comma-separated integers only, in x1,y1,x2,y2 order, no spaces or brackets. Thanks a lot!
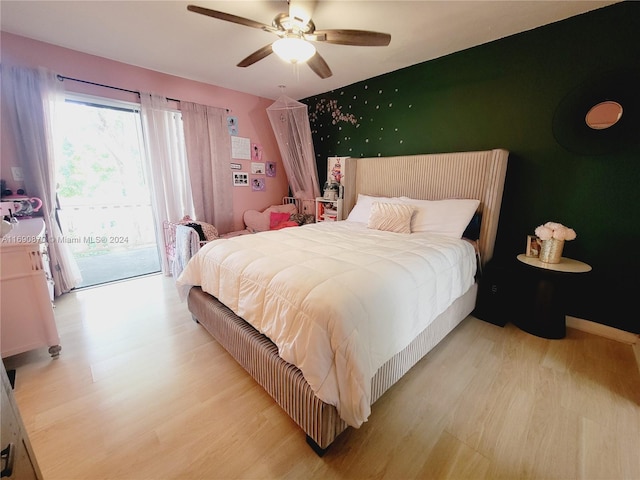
267,95,320,200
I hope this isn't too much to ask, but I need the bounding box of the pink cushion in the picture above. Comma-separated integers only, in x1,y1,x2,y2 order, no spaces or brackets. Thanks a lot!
270,211,292,229
271,220,299,230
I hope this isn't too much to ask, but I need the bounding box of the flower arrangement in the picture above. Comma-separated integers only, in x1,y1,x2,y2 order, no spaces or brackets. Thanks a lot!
533,222,576,263
534,222,577,241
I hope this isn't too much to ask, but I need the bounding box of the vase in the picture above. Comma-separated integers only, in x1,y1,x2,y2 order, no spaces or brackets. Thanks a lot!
539,238,564,263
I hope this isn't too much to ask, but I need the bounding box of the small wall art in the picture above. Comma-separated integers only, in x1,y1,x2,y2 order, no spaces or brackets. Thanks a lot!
231,136,251,159
266,161,276,177
227,116,238,135
251,162,265,174
251,177,265,192
251,142,263,161
233,172,249,186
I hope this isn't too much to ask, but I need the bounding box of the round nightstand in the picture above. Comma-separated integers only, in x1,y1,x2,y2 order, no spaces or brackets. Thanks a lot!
514,254,592,339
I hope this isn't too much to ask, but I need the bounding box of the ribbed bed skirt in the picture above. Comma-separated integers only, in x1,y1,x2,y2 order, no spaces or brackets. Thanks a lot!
187,282,477,452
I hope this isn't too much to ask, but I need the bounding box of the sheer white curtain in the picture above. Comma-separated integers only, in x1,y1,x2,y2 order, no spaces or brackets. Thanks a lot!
0,65,82,294
180,102,233,234
266,95,320,200
139,93,195,275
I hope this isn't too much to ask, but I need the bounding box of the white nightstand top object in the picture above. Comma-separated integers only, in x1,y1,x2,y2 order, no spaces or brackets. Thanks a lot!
517,254,592,273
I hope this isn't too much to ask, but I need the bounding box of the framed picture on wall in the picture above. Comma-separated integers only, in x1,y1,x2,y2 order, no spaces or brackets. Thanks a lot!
266,161,276,177
251,177,265,191
251,162,265,174
233,172,249,186
251,142,263,161
227,116,238,135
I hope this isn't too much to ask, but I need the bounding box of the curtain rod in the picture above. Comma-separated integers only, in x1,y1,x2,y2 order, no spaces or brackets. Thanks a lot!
56,74,230,112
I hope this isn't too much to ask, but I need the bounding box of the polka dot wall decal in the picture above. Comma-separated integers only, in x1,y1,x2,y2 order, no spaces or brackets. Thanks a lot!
364,85,368,89
378,90,383,94
366,139,369,143
389,103,393,107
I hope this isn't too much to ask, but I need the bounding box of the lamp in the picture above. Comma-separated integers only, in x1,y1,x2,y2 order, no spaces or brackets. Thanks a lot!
272,35,316,64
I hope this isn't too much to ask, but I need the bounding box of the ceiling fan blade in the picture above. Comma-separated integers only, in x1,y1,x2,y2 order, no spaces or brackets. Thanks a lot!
187,5,271,30
237,44,274,68
307,52,332,79
312,29,391,47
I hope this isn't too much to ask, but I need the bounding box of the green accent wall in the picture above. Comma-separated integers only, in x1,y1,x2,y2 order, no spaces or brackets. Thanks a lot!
303,2,640,334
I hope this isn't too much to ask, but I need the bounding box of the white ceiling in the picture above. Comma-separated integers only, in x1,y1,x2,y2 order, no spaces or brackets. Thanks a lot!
1,1,618,100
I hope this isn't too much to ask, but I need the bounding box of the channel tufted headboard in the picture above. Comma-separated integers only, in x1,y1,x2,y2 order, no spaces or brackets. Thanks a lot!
341,149,509,266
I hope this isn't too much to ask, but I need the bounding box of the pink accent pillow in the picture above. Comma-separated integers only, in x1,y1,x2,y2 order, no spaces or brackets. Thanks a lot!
270,211,292,229
271,220,299,230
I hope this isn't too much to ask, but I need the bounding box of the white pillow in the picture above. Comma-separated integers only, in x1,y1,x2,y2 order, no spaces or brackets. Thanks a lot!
399,197,480,238
367,202,414,234
346,194,399,223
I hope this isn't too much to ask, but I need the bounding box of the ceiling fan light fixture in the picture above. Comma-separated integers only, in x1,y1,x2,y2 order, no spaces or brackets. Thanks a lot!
272,36,316,64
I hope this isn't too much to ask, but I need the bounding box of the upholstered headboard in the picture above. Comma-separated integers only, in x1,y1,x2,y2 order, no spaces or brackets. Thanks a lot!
342,149,509,265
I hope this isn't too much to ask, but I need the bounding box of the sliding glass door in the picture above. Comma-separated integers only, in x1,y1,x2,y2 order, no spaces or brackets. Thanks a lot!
54,94,160,287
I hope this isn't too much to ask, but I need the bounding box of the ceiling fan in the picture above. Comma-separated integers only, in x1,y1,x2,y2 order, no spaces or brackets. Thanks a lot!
187,2,391,79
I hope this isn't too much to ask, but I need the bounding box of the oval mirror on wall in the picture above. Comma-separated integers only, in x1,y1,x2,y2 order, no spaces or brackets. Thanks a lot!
585,101,623,130
552,68,640,155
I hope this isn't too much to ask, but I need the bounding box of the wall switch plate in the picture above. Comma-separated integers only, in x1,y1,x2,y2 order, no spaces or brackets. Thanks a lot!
11,167,24,181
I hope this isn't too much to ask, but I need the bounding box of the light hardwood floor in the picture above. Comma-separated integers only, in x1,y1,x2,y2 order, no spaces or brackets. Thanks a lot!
4,274,639,480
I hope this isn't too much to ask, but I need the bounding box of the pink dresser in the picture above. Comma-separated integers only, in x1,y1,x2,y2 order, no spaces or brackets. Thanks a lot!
1,218,61,358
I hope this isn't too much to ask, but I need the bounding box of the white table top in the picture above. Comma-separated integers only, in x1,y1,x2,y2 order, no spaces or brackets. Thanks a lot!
517,254,592,273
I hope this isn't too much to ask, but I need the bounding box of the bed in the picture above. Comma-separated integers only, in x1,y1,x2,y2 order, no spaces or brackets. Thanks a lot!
177,149,509,454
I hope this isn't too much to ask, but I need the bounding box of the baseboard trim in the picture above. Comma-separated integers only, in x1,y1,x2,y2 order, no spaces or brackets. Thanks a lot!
566,316,640,375
566,316,639,344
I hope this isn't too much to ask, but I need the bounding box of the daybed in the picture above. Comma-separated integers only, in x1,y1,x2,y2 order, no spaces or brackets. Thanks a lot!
177,149,509,454
163,198,314,275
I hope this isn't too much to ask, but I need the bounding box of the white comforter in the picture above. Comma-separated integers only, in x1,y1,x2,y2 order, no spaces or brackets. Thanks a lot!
177,221,476,427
